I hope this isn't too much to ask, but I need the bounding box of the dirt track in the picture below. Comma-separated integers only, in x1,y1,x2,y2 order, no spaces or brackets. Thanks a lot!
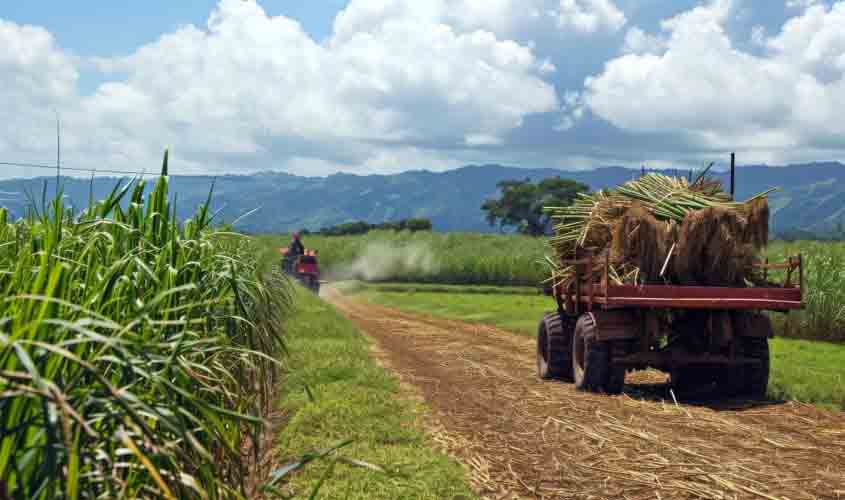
325,289,845,500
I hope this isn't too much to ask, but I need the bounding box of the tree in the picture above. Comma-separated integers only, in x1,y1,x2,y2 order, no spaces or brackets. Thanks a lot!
481,177,589,236
405,218,433,231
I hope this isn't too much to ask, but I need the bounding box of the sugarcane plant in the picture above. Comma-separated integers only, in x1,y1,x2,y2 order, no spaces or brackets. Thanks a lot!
0,151,291,499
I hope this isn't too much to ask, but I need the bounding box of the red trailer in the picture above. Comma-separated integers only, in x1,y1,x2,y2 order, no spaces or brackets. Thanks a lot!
537,251,804,397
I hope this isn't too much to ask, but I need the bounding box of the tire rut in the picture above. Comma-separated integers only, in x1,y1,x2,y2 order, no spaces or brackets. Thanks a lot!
325,290,845,500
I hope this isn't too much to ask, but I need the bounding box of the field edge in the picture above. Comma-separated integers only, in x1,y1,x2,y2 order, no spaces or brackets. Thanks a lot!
271,287,478,499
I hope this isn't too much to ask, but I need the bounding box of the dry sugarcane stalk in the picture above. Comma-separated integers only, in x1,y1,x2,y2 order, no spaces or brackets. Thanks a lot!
543,172,775,287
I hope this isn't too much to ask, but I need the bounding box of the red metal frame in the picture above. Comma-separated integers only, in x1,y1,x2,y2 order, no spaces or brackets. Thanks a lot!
554,253,803,312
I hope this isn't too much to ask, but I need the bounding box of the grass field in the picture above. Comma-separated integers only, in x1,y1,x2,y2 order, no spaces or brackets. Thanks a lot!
349,282,845,411
264,232,845,342
274,286,476,499
259,231,548,286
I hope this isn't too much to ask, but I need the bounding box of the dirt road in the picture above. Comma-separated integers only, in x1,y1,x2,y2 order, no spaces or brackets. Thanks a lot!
325,289,845,500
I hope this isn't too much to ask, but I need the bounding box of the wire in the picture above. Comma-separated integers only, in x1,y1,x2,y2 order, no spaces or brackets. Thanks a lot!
0,161,159,177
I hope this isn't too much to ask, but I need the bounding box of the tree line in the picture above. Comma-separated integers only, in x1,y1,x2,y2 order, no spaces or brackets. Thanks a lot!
308,218,433,236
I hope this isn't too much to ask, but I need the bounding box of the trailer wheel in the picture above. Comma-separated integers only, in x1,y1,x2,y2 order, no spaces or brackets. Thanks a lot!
742,337,770,398
671,368,713,394
536,313,574,381
720,314,771,398
720,337,770,398
573,314,625,394
605,341,628,395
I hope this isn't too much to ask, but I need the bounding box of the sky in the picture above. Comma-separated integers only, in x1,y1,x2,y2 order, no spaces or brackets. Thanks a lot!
2,0,844,178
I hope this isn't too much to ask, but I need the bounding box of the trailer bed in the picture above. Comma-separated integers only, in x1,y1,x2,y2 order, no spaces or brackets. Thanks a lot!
565,284,802,310
555,254,804,312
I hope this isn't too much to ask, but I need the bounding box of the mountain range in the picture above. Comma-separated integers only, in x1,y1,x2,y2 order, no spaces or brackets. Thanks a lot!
2,162,845,235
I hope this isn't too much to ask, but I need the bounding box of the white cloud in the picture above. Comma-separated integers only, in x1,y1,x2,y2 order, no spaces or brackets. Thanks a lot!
579,0,845,154
332,0,626,42
750,25,767,46
0,20,78,160
556,91,587,131
621,27,667,54
786,0,819,9
2,0,573,177
556,0,627,34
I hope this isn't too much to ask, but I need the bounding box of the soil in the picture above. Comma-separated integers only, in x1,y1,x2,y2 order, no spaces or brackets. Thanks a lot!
325,288,845,500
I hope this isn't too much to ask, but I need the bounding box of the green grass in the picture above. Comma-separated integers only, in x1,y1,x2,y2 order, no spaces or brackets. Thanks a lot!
262,231,845,342
1,153,289,499
343,282,542,296
273,287,476,500
259,231,548,286
352,283,845,410
352,284,546,335
767,240,845,342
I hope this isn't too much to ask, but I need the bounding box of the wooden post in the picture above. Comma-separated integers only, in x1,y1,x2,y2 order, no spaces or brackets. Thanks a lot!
730,152,736,199
799,253,804,295
785,257,794,288
574,255,581,316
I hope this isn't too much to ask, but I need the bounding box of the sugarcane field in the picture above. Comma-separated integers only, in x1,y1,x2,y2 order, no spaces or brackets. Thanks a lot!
4,1,845,499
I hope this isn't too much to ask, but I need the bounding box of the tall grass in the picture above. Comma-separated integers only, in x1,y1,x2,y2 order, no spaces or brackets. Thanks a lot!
265,232,845,342
260,231,548,286
768,240,845,343
1,152,290,499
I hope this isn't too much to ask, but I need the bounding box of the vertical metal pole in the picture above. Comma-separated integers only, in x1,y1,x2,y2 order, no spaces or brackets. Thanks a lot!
585,250,593,312
56,114,61,189
730,152,736,199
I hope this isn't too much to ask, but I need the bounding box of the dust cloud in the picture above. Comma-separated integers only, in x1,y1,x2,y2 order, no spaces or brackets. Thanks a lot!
328,242,439,281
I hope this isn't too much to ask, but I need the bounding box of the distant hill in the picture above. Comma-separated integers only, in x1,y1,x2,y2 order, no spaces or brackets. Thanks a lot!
2,162,845,234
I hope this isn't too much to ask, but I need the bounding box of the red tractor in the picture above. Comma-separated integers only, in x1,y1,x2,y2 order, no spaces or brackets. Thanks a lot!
280,248,321,293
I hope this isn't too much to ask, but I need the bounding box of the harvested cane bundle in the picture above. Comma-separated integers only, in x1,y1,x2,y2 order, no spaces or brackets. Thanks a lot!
545,173,774,287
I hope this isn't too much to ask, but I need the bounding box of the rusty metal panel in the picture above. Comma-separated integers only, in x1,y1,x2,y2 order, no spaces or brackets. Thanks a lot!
589,310,638,341
599,284,802,310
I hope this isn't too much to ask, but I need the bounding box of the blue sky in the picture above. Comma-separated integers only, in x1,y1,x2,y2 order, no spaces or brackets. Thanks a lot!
1,1,844,178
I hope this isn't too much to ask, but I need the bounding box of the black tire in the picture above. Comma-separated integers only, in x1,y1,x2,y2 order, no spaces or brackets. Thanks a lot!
536,313,575,381
671,367,714,394
742,337,770,398
305,276,319,293
719,337,770,398
606,341,628,395
572,314,625,394
719,314,771,398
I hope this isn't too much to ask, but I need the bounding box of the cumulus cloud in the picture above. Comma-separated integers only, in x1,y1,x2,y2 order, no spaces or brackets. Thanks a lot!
556,91,587,131
621,27,667,54
0,20,77,159
556,0,627,34
3,0,636,178
786,0,819,9
578,0,845,154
